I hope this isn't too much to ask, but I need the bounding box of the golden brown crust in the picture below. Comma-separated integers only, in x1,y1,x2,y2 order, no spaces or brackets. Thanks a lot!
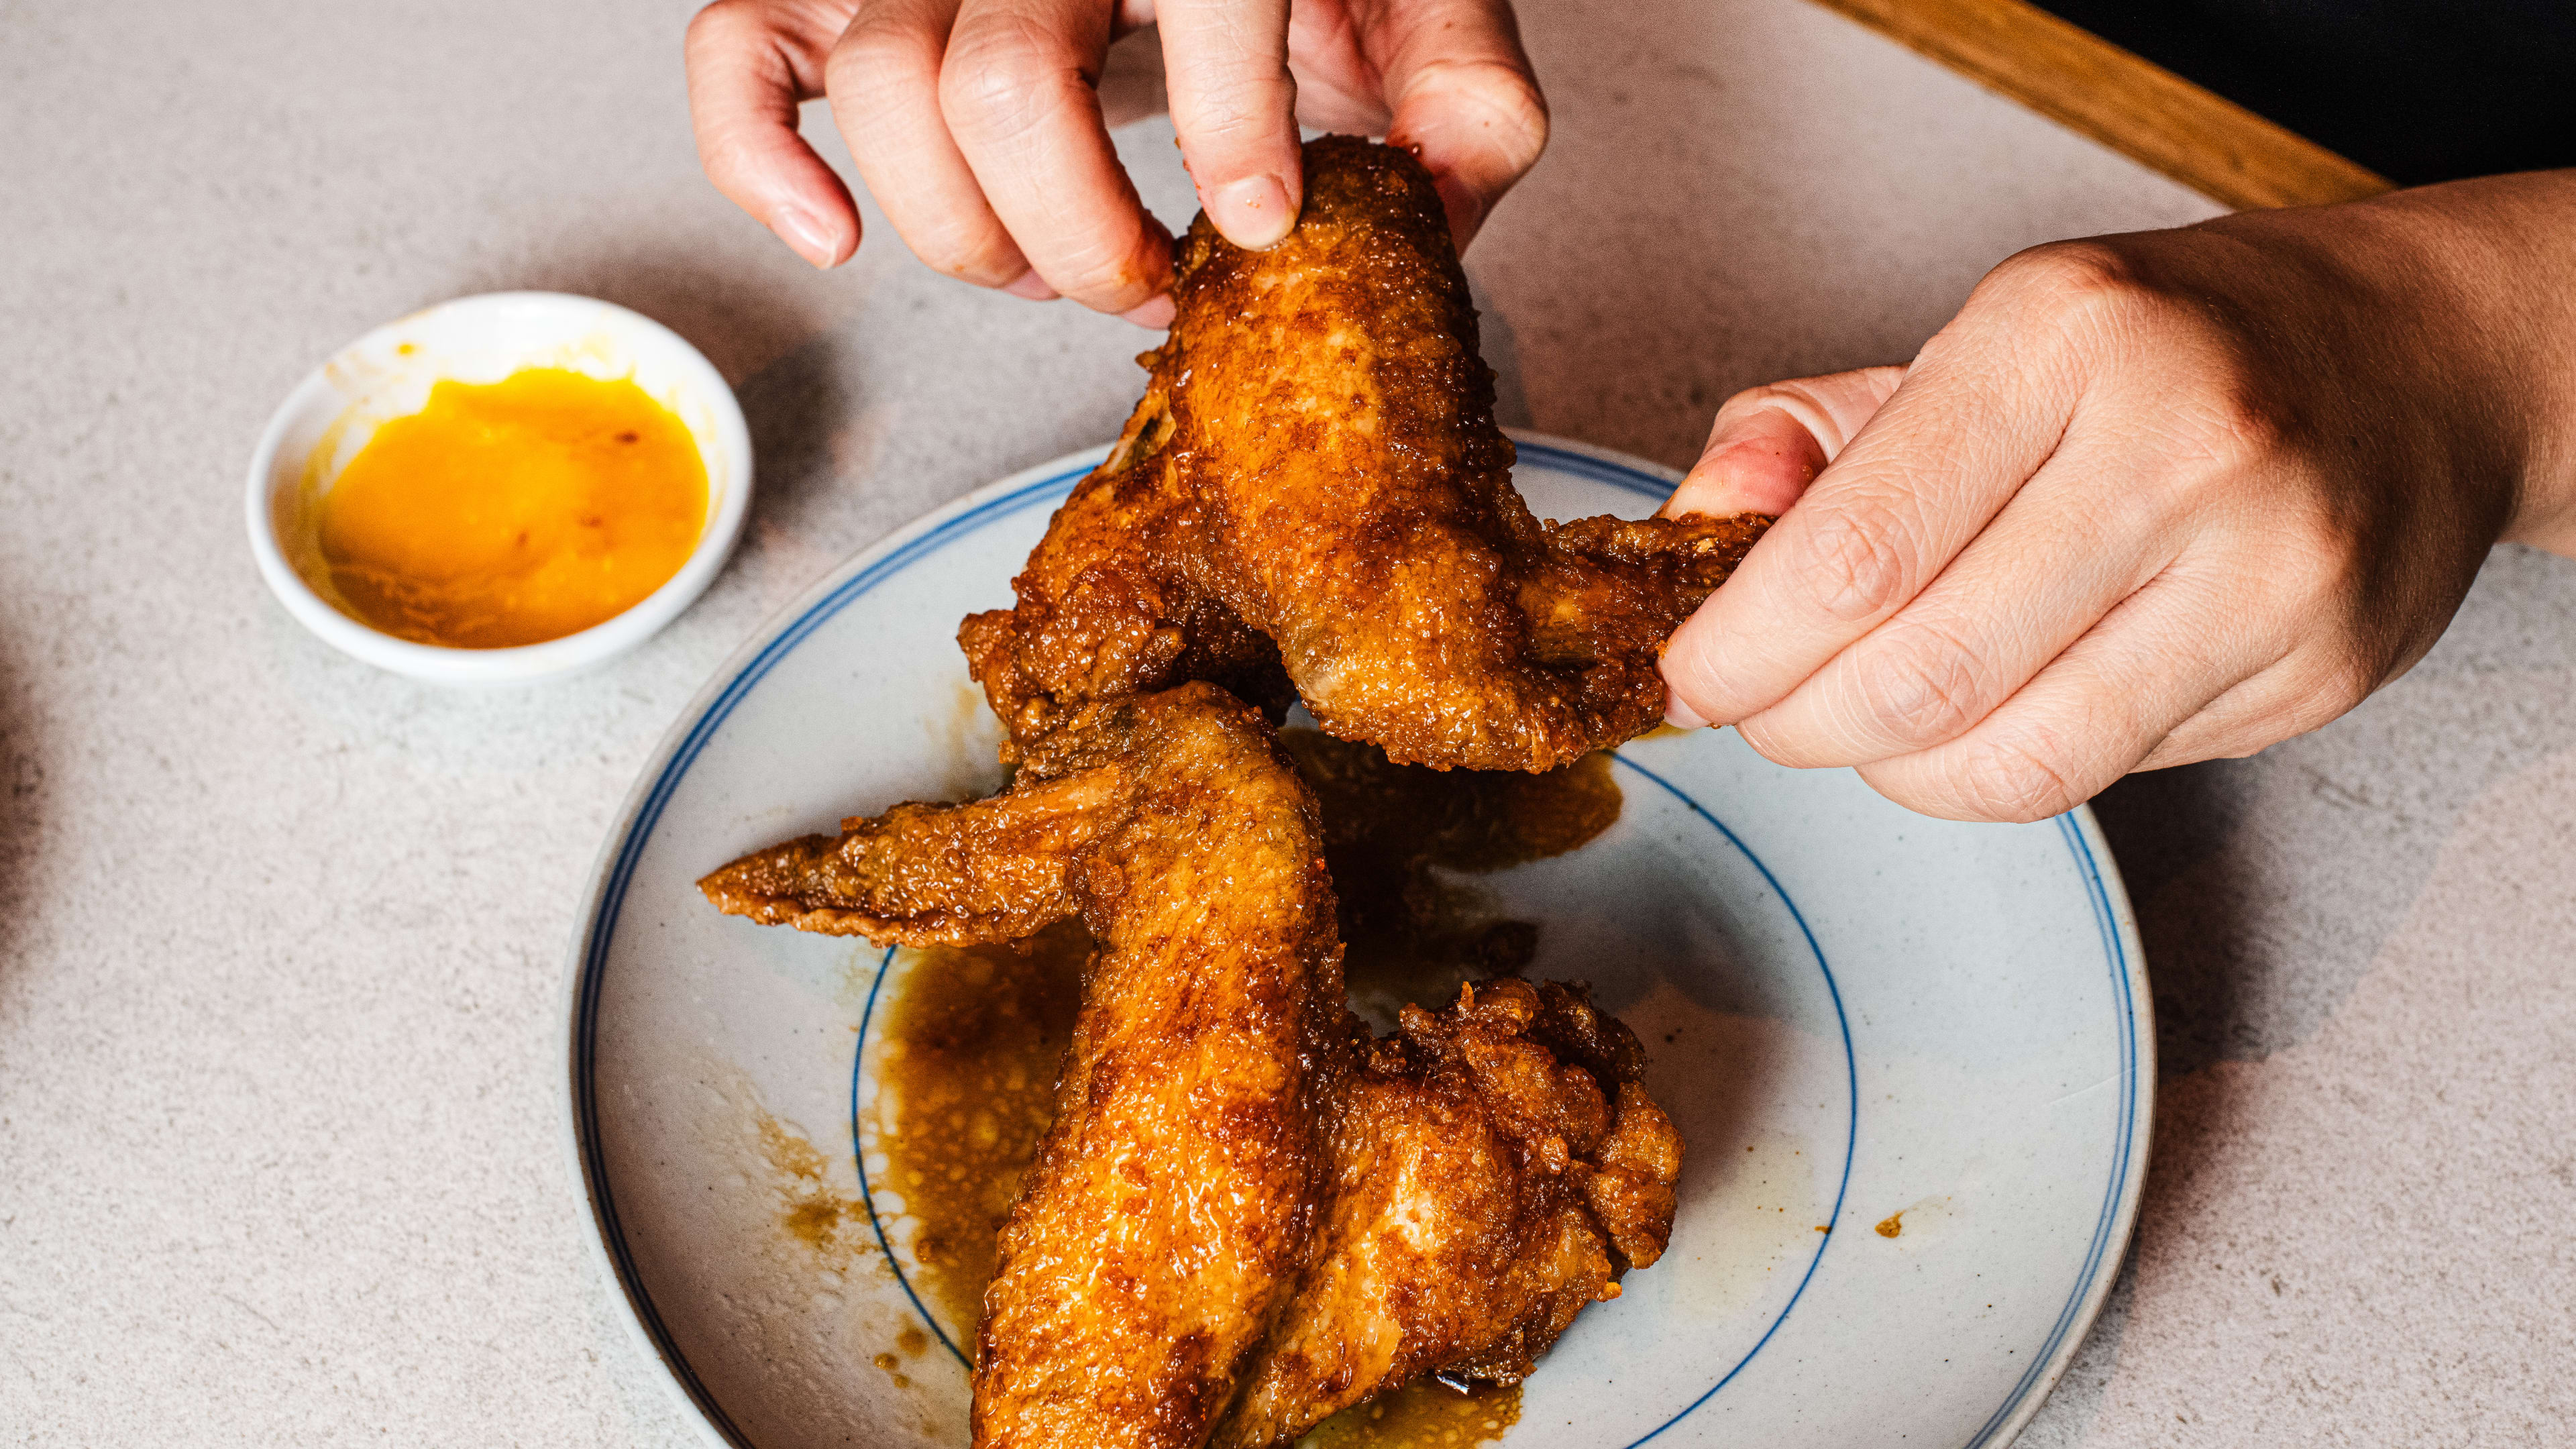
702,695,1684,1449
967,136,1771,771
1211,979,1682,1448
703,684,1346,1449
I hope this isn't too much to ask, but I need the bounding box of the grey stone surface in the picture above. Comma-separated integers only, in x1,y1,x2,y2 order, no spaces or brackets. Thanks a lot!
3,0,2568,1443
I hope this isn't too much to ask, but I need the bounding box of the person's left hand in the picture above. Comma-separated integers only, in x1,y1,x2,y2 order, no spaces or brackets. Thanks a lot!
683,0,1548,323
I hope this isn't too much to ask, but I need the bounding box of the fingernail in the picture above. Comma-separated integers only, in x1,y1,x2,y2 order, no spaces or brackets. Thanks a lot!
1665,689,1711,731
1120,292,1176,330
1004,269,1059,301
1208,174,1295,250
771,205,841,269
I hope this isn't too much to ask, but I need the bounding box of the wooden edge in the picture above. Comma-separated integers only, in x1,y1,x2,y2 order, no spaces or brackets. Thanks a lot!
1805,0,2395,211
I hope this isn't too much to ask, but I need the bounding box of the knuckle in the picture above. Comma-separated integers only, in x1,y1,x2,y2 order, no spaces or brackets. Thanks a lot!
2288,515,2365,595
2253,500,2371,627
1851,623,1989,747
1950,730,2083,823
1717,380,1809,421
2125,391,2292,534
1733,714,1801,768
910,220,1024,286
1990,240,2145,322
684,0,761,57
1179,97,1271,148
2302,650,2380,719
1051,250,1155,309
1421,58,1551,167
1168,53,1293,129
939,16,1080,138
1966,241,2170,372
2216,655,2370,759
2180,392,2290,486
1391,55,1546,174
828,13,932,94
1791,494,1918,623
2163,342,2298,486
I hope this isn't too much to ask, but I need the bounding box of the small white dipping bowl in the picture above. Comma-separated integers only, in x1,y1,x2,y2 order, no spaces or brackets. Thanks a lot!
246,291,753,686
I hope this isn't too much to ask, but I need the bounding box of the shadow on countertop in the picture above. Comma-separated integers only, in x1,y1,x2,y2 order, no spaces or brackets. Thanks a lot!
0,624,42,1015
453,240,826,390
2095,543,2576,1086
2090,757,2258,1083
2047,543,2576,1442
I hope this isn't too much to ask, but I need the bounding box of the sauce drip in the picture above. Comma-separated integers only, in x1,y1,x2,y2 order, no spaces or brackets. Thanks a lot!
317,367,706,647
1300,1381,1523,1449
866,739,1617,1445
866,920,1089,1338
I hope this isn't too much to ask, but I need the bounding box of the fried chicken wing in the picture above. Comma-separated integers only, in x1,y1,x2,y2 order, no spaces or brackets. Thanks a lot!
1213,978,1680,1448
961,136,1771,772
704,688,1682,1448
705,683,1345,1449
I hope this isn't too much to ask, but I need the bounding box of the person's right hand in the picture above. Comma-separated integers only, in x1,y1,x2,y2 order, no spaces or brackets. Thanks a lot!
683,0,1548,326
1656,170,2576,824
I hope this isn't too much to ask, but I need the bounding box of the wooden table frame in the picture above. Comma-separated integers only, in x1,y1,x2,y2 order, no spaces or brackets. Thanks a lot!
1808,0,2394,209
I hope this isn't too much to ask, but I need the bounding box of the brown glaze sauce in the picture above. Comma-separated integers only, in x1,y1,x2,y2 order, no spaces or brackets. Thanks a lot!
867,737,1620,1445
865,920,1090,1338
1301,1381,1523,1448
762,1114,860,1252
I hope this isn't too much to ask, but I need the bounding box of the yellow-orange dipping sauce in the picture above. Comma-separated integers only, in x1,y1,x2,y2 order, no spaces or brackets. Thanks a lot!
317,367,706,648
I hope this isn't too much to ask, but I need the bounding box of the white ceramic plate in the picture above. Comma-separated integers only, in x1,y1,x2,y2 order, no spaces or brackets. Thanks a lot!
564,436,2151,1449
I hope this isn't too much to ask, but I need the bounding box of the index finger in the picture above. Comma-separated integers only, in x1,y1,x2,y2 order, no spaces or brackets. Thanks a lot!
1158,0,1303,250
685,0,865,268
1660,318,2078,729
938,0,1174,318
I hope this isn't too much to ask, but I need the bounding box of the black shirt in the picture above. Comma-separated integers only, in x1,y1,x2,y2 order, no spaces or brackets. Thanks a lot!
2030,1,2576,184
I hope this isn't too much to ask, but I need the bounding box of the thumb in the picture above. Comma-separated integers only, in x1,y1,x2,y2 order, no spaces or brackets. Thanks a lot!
1662,366,1907,521
1158,0,1302,250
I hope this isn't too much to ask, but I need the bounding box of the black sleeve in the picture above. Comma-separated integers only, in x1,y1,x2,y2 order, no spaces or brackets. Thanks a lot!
2028,0,2576,185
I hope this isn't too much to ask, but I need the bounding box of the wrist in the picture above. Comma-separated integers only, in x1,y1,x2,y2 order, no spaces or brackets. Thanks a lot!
2356,173,2576,556
2197,172,2576,558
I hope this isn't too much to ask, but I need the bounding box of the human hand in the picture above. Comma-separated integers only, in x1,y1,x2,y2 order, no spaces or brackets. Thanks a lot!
1659,172,2576,822
684,0,1547,323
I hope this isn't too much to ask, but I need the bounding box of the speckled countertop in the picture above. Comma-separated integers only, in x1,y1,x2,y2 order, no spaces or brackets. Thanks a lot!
3,0,2569,1443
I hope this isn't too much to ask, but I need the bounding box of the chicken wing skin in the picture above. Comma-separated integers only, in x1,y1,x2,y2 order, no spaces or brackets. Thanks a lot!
704,683,1346,1449
704,688,1683,1447
1213,979,1680,1448
960,135,1771,772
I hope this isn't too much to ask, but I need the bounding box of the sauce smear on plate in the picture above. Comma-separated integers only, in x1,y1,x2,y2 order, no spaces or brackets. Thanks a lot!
867,921,1089,1336
318,367,705,647
1303,1381,1523,1448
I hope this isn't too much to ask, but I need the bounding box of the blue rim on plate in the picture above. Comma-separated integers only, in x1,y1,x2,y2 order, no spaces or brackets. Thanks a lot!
563,436,2151,1449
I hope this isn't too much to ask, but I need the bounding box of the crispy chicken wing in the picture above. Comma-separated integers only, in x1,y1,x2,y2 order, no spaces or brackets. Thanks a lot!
960,135,1771,772
705,684,1344,1449
702,688,1681,1448
1215,978,1680,1448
